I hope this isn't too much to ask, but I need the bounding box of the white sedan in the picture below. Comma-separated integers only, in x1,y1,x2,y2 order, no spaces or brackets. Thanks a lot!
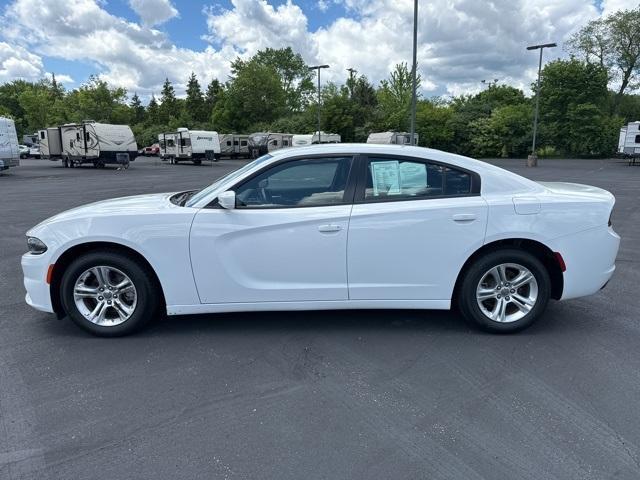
22,144,619,336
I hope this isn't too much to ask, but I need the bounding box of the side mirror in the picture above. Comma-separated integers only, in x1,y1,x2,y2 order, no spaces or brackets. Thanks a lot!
218,190,236,210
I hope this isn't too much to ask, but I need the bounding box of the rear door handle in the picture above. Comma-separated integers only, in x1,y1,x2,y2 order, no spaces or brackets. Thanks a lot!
452,213,477,222
318,224,342,233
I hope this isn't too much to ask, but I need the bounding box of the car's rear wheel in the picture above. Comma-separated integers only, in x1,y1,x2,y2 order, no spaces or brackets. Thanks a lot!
458,249,550,333
60,251,159,336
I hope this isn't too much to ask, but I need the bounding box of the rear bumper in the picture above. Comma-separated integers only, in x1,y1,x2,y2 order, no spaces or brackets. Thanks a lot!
21,252,54,313
550,225,620,301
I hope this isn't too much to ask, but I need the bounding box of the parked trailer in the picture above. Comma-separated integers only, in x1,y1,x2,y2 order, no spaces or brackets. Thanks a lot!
292,131,341,147
159,129,221,165
617,121,640,165
0,117,20,172
55,122,137,168
38,127,63,160
366,131,419,145
219,134,250,158
247,132,293,158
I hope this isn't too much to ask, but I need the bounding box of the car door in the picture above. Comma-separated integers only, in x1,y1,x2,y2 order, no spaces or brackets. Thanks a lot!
190,155,355,304
347,155,488,301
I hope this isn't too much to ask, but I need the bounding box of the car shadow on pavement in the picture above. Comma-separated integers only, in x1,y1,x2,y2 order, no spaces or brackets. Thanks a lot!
36,303,574,339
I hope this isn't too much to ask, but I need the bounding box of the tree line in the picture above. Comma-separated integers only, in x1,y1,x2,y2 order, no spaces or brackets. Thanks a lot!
2,7,640,158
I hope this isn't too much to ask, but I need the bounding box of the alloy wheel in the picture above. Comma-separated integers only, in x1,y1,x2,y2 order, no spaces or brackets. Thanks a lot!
476,263,538,323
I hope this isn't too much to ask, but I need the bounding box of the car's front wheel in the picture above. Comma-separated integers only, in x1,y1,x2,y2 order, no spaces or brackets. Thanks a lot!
458,249,550,333
60,251,159,336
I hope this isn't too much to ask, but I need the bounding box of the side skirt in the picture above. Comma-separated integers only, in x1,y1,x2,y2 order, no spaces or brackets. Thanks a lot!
166,299,451,316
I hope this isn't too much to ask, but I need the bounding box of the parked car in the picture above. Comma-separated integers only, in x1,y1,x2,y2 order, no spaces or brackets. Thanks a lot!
22,144,619,337
28,145,40,159
19,144,29,158
143,143,160,156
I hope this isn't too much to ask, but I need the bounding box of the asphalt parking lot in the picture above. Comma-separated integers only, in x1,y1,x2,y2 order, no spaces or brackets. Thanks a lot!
1,155,639,479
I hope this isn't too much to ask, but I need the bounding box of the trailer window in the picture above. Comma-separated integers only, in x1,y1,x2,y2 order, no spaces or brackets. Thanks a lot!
233,140,239,146
272,140,278,146
241,140,247,146
40,131,45,140
76,132,81,141
167,139,175,147
635,134,640,143
85,132,90,142
227,141,232,146
283,140,289,146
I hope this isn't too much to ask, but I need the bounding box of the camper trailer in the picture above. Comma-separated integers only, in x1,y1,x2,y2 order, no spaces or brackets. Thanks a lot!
366,131,419,145
247,133,293,158
56,121,137,168
219,134,249,158
292,131,341,147
38,127,63,160
0,117,20,171
159,128,221,165
618,121,640,155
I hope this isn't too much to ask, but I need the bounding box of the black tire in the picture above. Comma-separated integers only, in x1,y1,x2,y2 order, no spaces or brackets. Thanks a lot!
59,250,160,336
193,159,202,166
457,248,551,333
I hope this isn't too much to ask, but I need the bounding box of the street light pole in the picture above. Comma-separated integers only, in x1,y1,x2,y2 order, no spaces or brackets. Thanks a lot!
409,0,418,145
309,65,330,144
526,42,556,167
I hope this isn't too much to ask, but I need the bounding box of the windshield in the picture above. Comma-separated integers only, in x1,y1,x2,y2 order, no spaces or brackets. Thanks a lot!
185,154,273,207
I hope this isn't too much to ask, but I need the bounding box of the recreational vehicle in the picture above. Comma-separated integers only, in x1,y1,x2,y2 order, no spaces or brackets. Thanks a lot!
292,131,341,147
219,134,249,158
55,121,137,168
618,121,640,155
158,128,221,164
0,117,20,171
366,131,419,145
247,132,293,158
38,127,63,160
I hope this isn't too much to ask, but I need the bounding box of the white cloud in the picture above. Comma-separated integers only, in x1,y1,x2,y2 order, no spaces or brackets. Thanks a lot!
0,41,43,82
128,0,178,26
45,72,74,84
0,0,636,99
601,0,639,16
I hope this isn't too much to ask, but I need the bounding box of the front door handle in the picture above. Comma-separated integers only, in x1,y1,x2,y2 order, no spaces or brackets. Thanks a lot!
452,213,477,222
318,224,342,233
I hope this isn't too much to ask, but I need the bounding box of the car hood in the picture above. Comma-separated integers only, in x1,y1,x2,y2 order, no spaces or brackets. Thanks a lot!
33,192,177,228
537,181,615,204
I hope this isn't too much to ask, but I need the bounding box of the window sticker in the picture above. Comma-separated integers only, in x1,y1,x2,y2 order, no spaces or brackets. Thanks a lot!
399,162,427,189
371,160,400,195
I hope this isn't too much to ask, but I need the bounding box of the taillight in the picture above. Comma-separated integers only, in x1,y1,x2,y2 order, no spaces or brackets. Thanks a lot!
554,252,566,272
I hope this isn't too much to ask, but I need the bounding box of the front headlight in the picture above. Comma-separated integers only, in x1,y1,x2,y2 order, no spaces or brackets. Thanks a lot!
26,236,47,254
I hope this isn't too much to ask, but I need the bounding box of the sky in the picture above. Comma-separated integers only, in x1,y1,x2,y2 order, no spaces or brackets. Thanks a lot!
0,0,637,103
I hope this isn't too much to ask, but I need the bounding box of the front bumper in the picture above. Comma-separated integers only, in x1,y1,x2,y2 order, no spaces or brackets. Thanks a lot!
22,252,54,313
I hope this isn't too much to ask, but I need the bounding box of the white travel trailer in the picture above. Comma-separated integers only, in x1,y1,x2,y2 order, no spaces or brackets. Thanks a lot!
159,128,221,164
618,121,640,155
247,132,293,158
0,117,20,171
219,134,249,158
292,131,341,147
57,121,137,168
38,127,63,160
367,131,419,145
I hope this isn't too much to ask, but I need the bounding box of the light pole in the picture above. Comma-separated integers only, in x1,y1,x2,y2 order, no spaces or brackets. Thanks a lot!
409,0,418,145
347,67,357,98
526,42,556,167
309,64,330,143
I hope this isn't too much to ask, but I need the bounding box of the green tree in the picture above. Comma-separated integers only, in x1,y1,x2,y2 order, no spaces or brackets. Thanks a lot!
567,7,640,109
376,62,418,131
235,47,314,112
415,99,454,150
185,72,205,123
538,59,609,153
130,92,145,124
159,78,178,124
146,94,160,125
214,62,286,132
